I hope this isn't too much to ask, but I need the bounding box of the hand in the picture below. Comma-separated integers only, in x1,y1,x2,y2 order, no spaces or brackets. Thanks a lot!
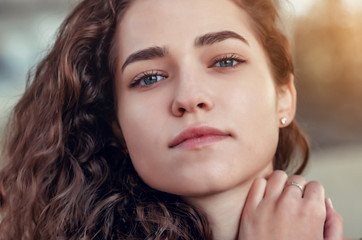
239,170,341,240
324,197,343,240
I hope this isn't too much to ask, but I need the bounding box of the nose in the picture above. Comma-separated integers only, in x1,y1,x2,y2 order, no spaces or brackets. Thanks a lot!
171,73,214,117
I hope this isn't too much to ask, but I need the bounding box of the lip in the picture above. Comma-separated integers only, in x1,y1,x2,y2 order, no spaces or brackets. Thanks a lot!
169,125,230,149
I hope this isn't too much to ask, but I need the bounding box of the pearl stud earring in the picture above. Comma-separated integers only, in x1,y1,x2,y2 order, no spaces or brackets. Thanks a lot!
281,117,287,125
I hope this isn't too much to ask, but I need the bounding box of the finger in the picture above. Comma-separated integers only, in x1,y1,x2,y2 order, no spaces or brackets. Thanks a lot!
324,198,343,240
303,181,325,202
282,175,306,199
264,170,288,200
243,178,267,215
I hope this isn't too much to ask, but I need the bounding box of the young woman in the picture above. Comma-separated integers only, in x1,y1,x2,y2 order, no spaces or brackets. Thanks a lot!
0,0,350,239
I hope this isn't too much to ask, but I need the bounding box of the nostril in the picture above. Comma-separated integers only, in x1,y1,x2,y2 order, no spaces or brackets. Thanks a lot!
197,103,205,108
178,107,186,113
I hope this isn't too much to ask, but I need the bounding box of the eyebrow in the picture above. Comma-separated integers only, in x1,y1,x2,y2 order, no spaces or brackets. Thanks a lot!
121,31,249,72
194,30,249,47
121,46,168,72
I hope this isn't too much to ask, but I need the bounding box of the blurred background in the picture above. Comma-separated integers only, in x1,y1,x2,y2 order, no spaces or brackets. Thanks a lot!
0,0,361,237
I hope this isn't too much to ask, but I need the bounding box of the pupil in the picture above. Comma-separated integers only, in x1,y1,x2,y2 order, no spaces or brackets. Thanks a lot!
144,75,158,85
221,59,233,67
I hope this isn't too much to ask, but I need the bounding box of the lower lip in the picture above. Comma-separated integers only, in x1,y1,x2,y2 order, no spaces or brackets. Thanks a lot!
171,134,228,149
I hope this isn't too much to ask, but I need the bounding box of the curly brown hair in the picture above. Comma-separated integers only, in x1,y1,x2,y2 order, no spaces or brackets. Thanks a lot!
0,0,309,239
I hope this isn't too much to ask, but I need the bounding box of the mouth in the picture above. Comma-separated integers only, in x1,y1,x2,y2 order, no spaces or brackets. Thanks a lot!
169,125,231,149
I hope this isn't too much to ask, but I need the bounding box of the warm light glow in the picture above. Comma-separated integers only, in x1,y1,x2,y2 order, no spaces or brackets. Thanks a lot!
290,0,362,15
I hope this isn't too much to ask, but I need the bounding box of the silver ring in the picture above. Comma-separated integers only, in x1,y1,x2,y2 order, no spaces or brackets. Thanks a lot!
285,181,304,193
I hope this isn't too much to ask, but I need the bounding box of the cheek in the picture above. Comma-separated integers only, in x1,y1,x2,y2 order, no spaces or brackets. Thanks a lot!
116,95,168,177
222,72,280,153
118,102,153,151
223,75,278,122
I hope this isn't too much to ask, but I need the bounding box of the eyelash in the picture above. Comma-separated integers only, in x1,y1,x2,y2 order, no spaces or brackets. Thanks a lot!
210,54,247,69
129,54,247,88
130,70,168,88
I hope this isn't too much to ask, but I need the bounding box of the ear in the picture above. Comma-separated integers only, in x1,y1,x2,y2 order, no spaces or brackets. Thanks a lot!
277,74,296,128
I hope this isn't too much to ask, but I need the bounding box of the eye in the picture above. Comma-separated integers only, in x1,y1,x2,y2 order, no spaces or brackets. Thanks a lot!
130,70,168,88
211,54,246,68
214,59,239,68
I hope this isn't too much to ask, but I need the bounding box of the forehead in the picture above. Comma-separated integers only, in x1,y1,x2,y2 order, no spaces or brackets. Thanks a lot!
116,0,256,56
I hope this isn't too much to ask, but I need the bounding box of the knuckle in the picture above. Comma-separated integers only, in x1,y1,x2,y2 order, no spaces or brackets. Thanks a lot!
287,175,306,187
241,211,253,224
254,177,266,185
303,200,326,219
334,211,344,225
306,180,323,189
305,181,325,195
249,177,267,194
269,170,288,181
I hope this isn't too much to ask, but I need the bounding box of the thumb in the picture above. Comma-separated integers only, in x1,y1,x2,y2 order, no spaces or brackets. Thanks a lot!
324,198,343,240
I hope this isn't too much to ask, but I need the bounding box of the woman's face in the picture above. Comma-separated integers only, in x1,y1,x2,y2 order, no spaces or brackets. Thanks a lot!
114,0,295,196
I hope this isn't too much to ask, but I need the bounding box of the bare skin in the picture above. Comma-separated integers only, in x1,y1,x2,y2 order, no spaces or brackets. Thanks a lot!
239,171,344,240
185,170,345,240
113,0,350,239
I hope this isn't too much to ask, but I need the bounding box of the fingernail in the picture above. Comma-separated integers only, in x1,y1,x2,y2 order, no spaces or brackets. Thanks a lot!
327,198,334,209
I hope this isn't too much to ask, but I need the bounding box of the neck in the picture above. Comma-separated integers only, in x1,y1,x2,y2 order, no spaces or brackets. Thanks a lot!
184,166,273,240
185,181,251,240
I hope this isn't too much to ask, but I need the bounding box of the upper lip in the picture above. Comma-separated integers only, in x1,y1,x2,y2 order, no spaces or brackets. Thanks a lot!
169,125,230,148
